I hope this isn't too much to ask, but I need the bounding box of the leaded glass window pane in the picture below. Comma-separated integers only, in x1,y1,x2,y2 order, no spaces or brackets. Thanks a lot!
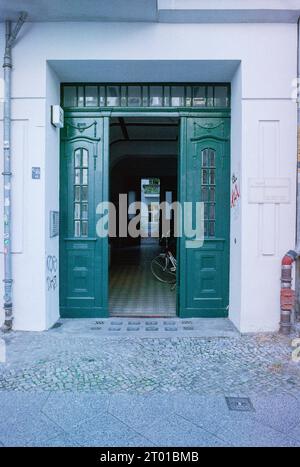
78,86,84,107
171,86,184,106
107,86,120,106
99,86,106,106
85,86,98,106
201,148,216,238
128,86,142,107
150,86,163,106
193,86,206,107
214,86,228,107
74,221,81,237
73,148,89,237
64,86,77,107
207,86,214,107
121,86,127,106
62,84,230,109
82,169,88,185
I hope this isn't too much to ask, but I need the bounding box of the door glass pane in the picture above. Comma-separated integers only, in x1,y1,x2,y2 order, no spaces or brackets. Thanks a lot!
149,86,163,106
73,148,89,237
82,149,88,167
209,148,215,167
81,186,88,202
74,149,81,168
81,221,88,237
202,149,209,167
201,187,208,202
82,169,88,185
74,221,81,237
81,203,88,220
74,203,81,219
85,86,98,106
128,86,142,107
75,186,81,202
201,148,216,237
74,169,81,184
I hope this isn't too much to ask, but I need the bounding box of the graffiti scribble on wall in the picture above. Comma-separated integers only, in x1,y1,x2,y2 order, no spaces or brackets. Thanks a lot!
46,255,57,291
231,173,240,209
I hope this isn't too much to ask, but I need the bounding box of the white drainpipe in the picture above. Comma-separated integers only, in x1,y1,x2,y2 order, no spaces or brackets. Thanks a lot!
2,12,27,332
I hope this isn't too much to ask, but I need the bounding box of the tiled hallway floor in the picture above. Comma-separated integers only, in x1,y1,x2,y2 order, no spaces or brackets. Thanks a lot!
109,240,176,317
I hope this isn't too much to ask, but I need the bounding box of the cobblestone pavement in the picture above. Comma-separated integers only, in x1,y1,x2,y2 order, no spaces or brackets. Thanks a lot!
0,319,300,446
0,319,300,394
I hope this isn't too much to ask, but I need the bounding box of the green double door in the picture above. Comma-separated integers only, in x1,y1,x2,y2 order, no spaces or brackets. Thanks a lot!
178,117,230,317
60,115,230,318
60,116,109,317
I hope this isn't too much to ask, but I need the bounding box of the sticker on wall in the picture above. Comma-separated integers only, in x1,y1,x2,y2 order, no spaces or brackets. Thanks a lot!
32,167,41,179
231,173,240,219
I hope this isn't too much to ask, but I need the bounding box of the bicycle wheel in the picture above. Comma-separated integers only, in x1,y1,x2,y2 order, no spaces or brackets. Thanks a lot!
151,255,176,284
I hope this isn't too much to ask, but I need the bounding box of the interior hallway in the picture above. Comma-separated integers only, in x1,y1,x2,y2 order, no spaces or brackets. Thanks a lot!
109,239,176,317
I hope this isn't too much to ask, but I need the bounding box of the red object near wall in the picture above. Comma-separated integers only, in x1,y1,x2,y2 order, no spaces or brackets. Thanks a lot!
280,288,295,310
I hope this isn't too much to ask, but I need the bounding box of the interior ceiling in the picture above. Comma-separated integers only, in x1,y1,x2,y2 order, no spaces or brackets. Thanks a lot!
110,117,179,146
110,117,179,167
1,0,299,22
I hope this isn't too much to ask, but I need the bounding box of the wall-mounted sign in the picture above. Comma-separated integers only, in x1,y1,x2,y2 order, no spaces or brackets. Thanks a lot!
32,167,41,179
51,105,64,128
49,211,59,237
248,178,290,204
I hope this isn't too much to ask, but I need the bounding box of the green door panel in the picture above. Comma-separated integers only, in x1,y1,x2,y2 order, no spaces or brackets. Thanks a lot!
179,117,230,317
60,117,109,318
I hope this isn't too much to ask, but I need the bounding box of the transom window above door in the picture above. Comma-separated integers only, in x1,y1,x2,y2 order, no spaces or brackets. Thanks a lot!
62,83,230,109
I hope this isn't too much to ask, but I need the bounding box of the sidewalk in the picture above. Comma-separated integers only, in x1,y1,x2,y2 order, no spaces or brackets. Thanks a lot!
0,319,300,446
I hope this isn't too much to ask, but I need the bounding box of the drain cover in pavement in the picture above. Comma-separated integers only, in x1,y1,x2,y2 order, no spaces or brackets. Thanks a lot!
225,397,255,412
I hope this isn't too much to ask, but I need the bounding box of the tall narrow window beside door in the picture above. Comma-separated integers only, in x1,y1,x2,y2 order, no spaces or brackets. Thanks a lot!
74,148,89,237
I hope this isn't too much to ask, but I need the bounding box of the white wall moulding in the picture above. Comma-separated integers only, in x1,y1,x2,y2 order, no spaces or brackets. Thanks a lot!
248,178,291,204
0,0,158,22
1,1,299,23
158,0,300,23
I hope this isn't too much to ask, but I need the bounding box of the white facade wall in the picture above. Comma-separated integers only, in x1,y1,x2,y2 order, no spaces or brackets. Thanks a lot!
0,21,297,332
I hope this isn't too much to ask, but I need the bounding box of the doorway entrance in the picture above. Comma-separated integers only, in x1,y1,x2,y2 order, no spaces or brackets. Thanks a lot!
109,117,179,317
59,83,231,319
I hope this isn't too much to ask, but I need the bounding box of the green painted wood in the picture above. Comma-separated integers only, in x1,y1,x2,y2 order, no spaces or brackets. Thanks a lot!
60,116,109,318
178,117,230,318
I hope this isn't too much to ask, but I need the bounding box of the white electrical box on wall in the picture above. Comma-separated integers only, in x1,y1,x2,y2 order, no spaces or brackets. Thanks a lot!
51,105,64,128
